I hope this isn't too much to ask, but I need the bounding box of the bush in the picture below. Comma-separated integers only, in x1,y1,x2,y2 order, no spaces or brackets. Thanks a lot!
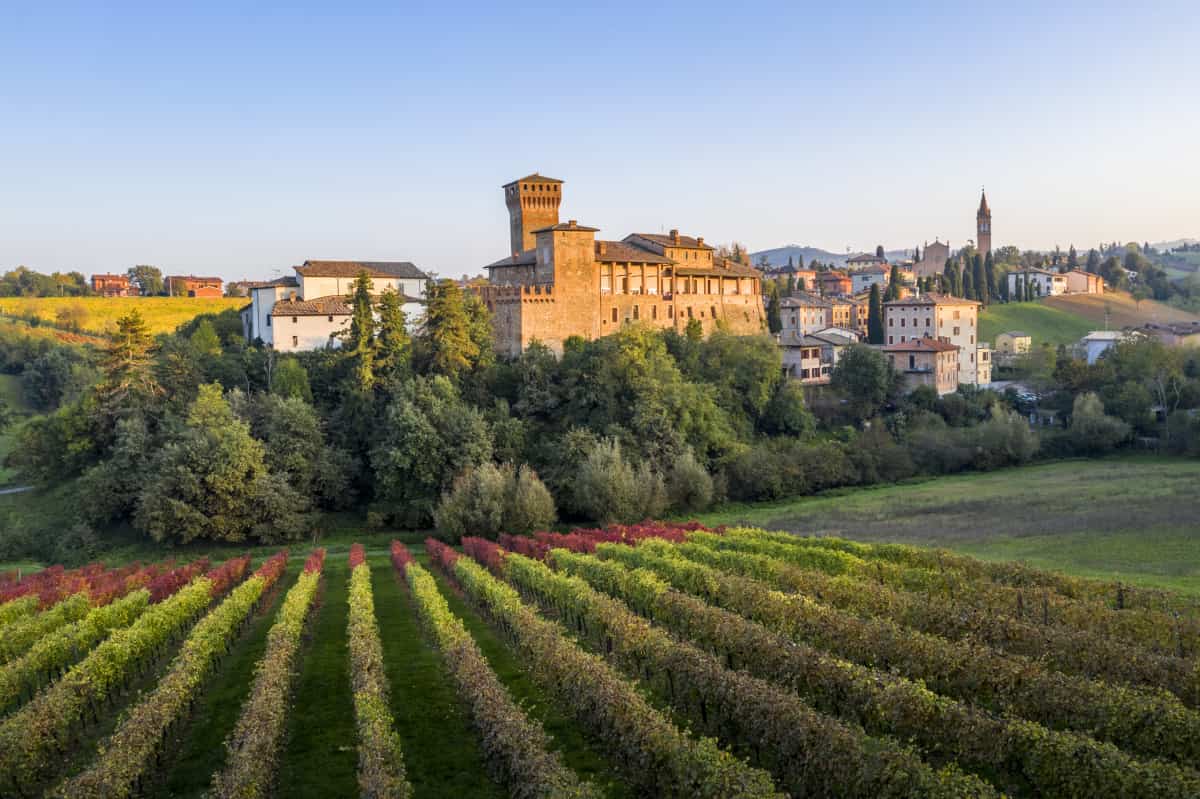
723,438,856,502
573,439,666,525
433,462,556,542
1068,392,1131,454
666,448,714,513
760,381,816,437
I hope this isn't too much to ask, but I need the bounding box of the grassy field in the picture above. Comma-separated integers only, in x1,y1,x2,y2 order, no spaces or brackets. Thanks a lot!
0,296,245,336
695,456,1200,595
978,300,1094,347
978,290,1200,349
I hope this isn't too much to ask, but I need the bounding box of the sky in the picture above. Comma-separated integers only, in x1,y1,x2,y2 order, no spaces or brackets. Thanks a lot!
1,1,1198,280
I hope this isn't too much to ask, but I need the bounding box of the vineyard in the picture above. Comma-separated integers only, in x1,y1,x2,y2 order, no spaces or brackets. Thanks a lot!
1,524,1198,798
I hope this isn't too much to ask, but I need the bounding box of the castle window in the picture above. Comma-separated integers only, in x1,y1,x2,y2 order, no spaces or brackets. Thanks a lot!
629,266,642,295
888,335,894,344
668,306,674,318
601,264,611,294
292,316,298,324
266,316,271,327
652,305,657,320
612,308,618,323
633,305,639,320
328,315,334,322
292,336,298,346
711,305,717,318
687,306,693,318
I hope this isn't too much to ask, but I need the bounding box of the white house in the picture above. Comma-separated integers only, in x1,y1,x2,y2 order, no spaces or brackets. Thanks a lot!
1077,330,1128,364
241,260,429,351
850,264,889,294
1007,269,1067,298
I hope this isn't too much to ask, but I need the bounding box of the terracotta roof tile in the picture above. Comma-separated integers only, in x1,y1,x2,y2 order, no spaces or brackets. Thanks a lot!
882,336,960,353
628,232,714,250
296,261,428,279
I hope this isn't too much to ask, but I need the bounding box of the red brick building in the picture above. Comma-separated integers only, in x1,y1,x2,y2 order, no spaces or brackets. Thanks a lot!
167,275,223,297
91,273,137,297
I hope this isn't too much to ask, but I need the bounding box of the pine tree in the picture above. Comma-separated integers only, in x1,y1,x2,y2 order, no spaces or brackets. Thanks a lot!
417,279,479,381
943,260,956,297
786,274,796,296
1000,270,1010,302
963,262,975,300
914,244,921,263
1067,245,1079,272
766,290,782,334
375,288,411,380
867,283,884,344
343,271,376,390
1086,248,1100,273
787,254,794,269
875,244,885,258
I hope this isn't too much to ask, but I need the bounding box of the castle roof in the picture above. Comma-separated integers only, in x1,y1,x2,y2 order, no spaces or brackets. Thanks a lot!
594,241,672,264
296,261,428,279
504,173,563,187
978,190,990,216
675,256,760,278
628,232,713,250
531,221,600,233
485,250,538,269
883,337,960,353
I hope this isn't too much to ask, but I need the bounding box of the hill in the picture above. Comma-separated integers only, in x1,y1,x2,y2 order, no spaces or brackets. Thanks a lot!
750,245,912,268
0,296,246,337
978,291,1200,348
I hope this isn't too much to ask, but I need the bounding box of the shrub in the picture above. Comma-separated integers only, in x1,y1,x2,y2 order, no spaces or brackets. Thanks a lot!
666,448,713,513
1068,392,1131,454
573,439,665,525
433,462,556,542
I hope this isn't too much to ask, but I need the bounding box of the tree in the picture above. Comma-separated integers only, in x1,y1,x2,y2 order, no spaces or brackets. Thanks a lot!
914,244,921,262
666,447,713,513
766,288,782,334
1000,269,1010,302
1067,245,1079,272
573,438,667,525
271,357,313,402
972,254,986,304
93,310,160,443
135,384,308,543
343,271,376,390
875,245,885,258
190,319,222,357
1068,392,1130,453
126,265,164,296
375,288,411,380
984,251,997,301
760,380,816,437
685,317,703,341
867,283,884,344
884,265,902,302
785,274,796,296
1086,249,1101,273
417,279,480,382
962,261,975,300
433,462,555,542
830,344,897,421
786,255,794,269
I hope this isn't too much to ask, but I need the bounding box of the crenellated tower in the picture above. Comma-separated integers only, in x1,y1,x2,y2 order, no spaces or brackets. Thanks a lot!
504,173,563,256
976,189,992,257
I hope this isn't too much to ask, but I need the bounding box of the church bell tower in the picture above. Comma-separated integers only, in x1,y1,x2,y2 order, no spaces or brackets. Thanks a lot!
976,190,992,257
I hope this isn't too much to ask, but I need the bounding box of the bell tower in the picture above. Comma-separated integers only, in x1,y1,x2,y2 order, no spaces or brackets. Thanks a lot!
503,173,563,256
976,189,992,257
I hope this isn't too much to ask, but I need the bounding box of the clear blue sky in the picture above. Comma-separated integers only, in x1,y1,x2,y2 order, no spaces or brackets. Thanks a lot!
1,1,1197,279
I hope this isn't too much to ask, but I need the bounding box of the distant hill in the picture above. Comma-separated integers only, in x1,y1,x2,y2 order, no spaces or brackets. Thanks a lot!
1153,238,1200,251
751,245,913,268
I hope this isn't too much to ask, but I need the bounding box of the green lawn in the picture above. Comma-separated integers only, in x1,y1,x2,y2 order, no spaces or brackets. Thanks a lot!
978,301,1094,348
694,456,1200,595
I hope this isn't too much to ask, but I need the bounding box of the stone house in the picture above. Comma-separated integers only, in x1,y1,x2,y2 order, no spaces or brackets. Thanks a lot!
850,265,889,294
884,293,982,385
92,273,136,297
994,330,1032,356
166,275,224,297
816,270,853,297
883,337,961,395
1064,269,1104,294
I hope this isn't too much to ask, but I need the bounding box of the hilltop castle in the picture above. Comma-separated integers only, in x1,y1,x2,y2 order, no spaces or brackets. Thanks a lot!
480,174,765,356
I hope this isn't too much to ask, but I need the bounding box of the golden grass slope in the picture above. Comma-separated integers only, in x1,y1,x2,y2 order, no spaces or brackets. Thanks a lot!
0,297,246,336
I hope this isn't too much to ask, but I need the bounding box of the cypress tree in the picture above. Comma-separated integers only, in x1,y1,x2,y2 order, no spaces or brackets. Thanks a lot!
767,289,782,334
884,264,902,301
867,283,884,344
344,270,376,390
375,288,411,380
972,254,986,304
963,262,975,300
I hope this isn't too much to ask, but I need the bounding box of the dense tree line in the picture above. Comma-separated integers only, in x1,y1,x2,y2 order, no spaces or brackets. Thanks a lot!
4,269,1199,558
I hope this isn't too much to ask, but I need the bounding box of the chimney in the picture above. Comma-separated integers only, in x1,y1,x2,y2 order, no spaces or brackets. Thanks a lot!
696,237,704,246
670,229,680,244
598,241,607,256
568,219,578,229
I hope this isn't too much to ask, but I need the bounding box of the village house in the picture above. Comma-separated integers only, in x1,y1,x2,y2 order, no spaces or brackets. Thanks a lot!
976,343,992,385
884,293,983,385
91,273,136,297
779,293,832,336
849,264,889,294
1077,330,1129,364
1126,321,1200,348
883,337,962,395
241,261,428,352
1064,269,1104,294
166,275,224,297
994,330,1032,356
1007,268,1067,297
778,328,857,385
846,253,887,270
816,270,853,297
479,174,764,356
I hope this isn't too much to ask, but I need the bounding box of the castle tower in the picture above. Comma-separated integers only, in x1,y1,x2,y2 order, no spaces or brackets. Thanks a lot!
976,190,992,257
504,173,563,256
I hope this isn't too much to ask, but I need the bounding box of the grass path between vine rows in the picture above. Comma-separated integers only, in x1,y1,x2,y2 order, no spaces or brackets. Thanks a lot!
416,549,632,799
278,556,359,797
370,551,507,798
153,559,300,798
